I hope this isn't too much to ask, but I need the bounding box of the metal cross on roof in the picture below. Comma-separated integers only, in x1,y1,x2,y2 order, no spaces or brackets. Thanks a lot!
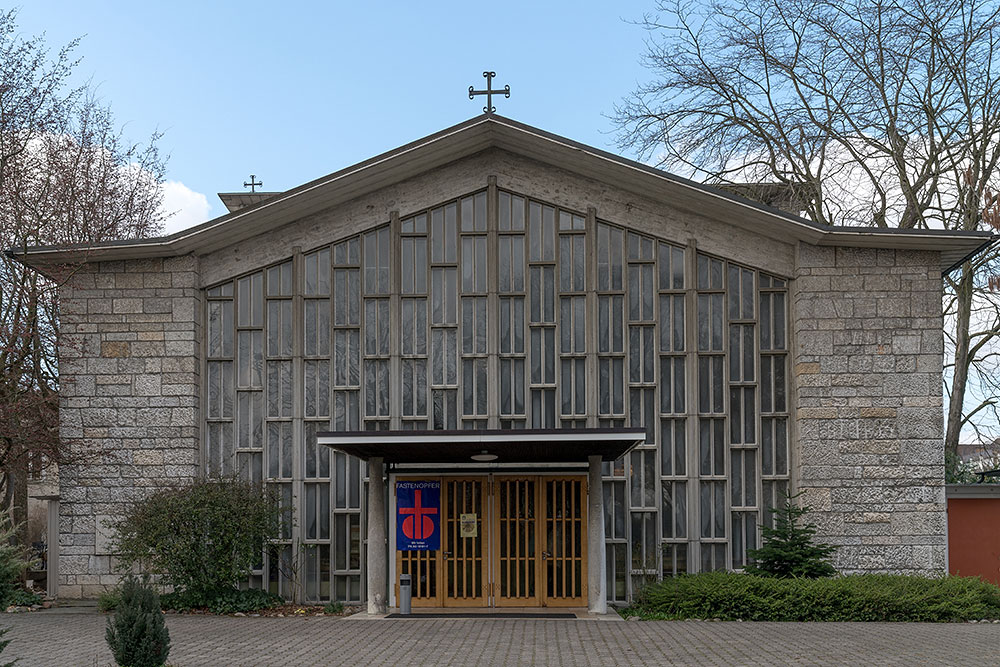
243,174,263,193
468,71,510,114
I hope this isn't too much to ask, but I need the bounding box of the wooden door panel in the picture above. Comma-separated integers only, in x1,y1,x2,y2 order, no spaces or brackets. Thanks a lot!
542,476,587,607
397,548,440,606
442,478,487,606
494,477,539,606
395,474,588,609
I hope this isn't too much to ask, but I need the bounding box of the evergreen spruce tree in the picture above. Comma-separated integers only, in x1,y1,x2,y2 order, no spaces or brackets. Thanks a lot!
745,493,837,578
105,578,170,667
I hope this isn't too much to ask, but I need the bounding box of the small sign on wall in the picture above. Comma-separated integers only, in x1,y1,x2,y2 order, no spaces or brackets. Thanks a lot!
460,513,478,538
396,480,441,550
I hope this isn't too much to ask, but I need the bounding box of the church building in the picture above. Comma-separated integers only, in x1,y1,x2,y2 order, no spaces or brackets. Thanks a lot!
15,114,993,611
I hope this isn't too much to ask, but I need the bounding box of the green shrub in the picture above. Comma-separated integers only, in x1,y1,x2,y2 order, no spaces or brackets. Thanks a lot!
207,589,283,615
113,478,285,601
98,587,122,613
7,589,41,607
160,587,283,614
105,578,170,667
626,571,1000,622
323,601,344,615
745,493,837,578
0,513,36,608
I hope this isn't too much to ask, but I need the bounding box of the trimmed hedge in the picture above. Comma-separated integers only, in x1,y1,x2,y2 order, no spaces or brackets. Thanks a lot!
160,587,283,614
625,572,1000,622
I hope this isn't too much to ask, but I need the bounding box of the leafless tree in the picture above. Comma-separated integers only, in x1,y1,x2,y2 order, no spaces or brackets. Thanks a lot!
0,9,167,538
615,0,1000,459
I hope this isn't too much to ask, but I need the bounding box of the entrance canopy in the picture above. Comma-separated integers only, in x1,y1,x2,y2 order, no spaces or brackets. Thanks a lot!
316,428,646,465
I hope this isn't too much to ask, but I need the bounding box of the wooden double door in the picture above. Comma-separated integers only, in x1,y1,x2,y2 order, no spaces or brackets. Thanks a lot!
396,475,588,607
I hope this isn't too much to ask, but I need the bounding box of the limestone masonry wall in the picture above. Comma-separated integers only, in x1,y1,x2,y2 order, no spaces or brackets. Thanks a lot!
56,256,201,598
792,245,945,575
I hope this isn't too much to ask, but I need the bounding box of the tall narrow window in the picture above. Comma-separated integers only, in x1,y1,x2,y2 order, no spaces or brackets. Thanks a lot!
206,282,235,477
528,202,557,428
498,192,526,429
236,271,264,482
596,222,625,426
261,261,294,597
331,237,364,601
430,203,459,429
333,238,361,432
460,193,489,428
696,253,727,570
625,231,660,584
400,213,429,428
362,227,391,430
727,264,758,568
558,209,587,427
658,241,687,576
759,274,790,531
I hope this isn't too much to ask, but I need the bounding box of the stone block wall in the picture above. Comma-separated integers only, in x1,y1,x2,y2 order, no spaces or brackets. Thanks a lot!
56,256,201,597
792,244,946,575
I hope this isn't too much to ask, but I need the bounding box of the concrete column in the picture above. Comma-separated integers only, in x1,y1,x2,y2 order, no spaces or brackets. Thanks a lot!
366,457,387,614
47,499,59,599
587,455,607,614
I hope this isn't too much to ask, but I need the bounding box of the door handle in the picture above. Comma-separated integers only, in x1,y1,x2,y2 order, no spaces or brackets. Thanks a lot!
444,551,452,558
542,551,552,560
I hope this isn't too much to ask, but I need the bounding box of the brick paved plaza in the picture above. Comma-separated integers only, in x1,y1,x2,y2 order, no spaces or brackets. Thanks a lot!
3,609,1000,666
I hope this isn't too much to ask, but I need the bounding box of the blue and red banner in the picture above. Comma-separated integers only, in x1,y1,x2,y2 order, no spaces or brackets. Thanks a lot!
396,480,441,551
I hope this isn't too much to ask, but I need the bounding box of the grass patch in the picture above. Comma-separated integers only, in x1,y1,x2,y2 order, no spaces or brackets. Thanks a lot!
625,572,1000,622
97,587,121,613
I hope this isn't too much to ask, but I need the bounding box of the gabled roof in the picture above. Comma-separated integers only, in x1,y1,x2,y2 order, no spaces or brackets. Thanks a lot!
9,114,995,273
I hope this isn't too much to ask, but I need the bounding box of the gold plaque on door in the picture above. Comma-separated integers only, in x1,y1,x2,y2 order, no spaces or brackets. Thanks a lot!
460,513,478,538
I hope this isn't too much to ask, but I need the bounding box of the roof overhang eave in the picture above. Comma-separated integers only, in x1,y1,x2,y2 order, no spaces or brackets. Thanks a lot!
9,116,502,267
8,115,996,276
315,428,647,465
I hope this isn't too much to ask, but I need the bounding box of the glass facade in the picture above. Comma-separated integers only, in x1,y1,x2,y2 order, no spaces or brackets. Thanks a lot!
203,185,790,603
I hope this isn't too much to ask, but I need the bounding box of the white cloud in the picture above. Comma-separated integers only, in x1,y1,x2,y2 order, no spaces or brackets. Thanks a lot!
159,180,212,235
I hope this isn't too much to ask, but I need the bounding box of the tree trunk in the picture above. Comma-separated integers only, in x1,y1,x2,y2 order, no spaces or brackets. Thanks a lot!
945,262,975,459
1,465,30,540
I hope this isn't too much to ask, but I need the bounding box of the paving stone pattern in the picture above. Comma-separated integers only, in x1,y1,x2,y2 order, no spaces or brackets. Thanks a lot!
5,612,1000,666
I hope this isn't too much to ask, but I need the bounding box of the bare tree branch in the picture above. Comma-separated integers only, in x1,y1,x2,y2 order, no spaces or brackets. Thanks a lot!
0,9,168,536
615,0,1000,456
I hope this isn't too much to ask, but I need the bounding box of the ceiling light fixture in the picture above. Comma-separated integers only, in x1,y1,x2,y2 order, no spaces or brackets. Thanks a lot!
471,450,498,462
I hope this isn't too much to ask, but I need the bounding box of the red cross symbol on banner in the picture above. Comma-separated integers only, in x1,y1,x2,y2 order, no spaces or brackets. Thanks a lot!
400,489,438,540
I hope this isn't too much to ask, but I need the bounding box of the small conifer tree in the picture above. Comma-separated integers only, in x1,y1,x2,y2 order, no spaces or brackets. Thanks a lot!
745,493,837,578
105,577,170,667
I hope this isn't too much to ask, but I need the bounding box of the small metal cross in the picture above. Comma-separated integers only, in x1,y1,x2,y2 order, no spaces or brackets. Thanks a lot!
243,175,263,193
468,71,510,114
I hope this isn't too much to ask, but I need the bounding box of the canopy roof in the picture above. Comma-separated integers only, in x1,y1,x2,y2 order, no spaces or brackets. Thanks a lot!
9,114,995,273
316,428,647,465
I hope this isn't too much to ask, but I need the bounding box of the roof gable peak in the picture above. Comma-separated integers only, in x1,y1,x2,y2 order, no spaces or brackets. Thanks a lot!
9,114,994,274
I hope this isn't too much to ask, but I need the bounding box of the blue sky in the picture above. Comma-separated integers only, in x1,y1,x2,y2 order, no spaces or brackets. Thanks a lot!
10,3,998,445
13,1,655,232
